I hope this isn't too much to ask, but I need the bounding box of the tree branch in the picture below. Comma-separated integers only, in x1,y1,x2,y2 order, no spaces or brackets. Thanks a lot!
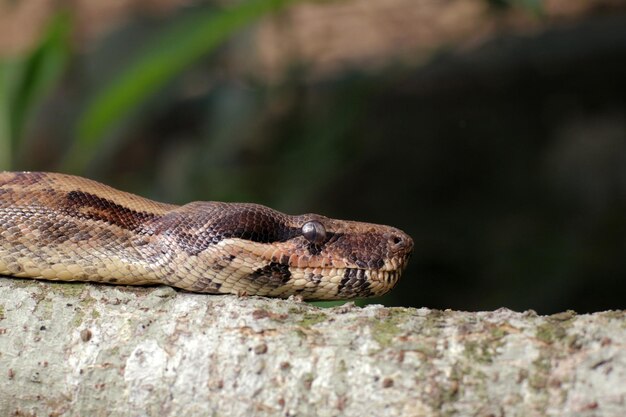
0,277,624,416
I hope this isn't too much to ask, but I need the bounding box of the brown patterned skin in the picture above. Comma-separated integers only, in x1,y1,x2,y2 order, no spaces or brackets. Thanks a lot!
0,172,413,300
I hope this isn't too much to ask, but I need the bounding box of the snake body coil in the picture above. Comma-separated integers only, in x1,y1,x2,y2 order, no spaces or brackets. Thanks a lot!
0,172,413,300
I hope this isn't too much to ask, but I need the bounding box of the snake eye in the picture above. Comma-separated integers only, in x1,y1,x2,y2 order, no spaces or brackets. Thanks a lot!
301,221,327,245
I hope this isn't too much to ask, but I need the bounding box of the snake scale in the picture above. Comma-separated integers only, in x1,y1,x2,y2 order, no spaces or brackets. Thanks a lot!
0,172,413,300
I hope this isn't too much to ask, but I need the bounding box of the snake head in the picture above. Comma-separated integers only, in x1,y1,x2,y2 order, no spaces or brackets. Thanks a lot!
160,202,413,299
284,214,414,299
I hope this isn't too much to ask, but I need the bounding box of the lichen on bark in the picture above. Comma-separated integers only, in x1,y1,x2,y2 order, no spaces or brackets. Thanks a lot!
0,277,624,417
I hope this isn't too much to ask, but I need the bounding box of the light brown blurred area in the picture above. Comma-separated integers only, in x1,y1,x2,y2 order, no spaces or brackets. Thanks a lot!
255,0,626,79
2,0,625,77
0,0,187,56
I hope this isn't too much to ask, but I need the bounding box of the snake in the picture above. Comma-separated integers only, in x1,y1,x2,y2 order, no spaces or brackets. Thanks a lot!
0,171,413,300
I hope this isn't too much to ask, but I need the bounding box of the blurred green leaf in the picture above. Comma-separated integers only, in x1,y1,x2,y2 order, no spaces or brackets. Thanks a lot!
11,13,71,145
69,0,300,174
0,13,71,171
0,64,13,170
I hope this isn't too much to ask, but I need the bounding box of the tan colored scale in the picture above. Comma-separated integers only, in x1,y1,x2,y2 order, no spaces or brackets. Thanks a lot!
0,172,413,300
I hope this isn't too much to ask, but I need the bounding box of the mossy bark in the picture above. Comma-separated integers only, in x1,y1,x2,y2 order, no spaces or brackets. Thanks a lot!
0,277,624,417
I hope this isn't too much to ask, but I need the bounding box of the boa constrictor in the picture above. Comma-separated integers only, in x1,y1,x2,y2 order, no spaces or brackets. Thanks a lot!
0,172,413,300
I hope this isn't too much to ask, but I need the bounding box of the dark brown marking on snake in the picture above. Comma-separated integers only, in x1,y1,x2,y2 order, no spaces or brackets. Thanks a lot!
386,271,398,284
214,210,300,244
325,230,402,273
153,205,225,256
279,254,290,265
303,231,341,256
338,268,372,298
307,243,322,256
170,231,216,256
307,273,323,285
65,191,158,232
157,203,304,256
372,258,385,270
210,254,236,271
249,262,291,287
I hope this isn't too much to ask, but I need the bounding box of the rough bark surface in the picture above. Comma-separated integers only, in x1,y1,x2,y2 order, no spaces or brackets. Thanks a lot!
0,277,624,417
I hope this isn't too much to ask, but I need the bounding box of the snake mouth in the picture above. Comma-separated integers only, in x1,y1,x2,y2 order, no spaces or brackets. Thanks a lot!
356,254,411,297
382,253,412,272
276,267,402,300
334,266,405,298
284,255,410,299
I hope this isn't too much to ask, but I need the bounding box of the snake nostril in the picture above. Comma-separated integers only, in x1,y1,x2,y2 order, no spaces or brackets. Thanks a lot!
392,236,402,245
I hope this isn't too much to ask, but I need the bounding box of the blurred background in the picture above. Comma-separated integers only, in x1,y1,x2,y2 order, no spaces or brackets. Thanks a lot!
1,0,625,313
